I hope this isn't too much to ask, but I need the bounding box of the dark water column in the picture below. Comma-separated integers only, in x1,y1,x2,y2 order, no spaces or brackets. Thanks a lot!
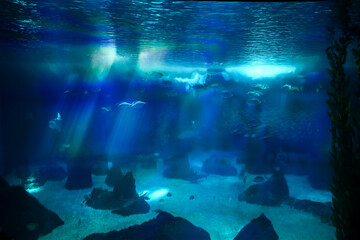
0,98,32,178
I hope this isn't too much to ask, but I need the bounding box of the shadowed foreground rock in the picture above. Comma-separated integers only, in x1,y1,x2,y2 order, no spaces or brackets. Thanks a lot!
233,213,278,240
285,197,332,224
0,176,64,240
83,211,211,240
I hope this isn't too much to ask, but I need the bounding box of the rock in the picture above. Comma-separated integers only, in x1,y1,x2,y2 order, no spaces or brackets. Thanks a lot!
105,163,123,187
201,158,237,176
233,213,278,240
238,170,289,206
285,197,332,224
65,161,92,190
85,172,150,216
83,211,211,240
92,162,108,176
0,176,64,240
113,172,138,199
112,198,150,216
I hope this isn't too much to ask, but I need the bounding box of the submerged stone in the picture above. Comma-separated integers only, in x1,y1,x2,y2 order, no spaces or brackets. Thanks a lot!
0,176,64,240
83,211,211,240
233,213,278,240
238,170,289,206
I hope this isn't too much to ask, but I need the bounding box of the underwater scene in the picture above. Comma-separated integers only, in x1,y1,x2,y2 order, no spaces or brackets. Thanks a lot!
1,0,360,240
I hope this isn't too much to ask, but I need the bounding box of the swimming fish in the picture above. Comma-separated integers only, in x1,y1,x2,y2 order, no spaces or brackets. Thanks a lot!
131,100,146,108
282,84,303,92
117,101,146,108
252,83,269,90
246,91,263,97
48,113,62,132
59,144,71,152
100,106,112,112
64,88,101,96
148,72,164,80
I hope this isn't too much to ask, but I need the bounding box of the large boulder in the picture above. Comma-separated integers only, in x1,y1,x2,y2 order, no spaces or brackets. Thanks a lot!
238,170,289,206
85,172,150,216
105,163,123,187
285,197,332,224
113,172,138,199
83,211,211,240
233,213,278,240
0,176,64,240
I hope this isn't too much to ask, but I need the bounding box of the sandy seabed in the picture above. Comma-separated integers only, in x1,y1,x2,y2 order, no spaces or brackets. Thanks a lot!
33,164,335,240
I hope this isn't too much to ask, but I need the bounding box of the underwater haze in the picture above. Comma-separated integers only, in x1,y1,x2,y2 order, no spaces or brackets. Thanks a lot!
1,0,357,240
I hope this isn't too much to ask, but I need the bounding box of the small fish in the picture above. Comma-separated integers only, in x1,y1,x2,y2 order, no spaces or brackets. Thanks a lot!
48,113,62,132
149,72,163,79
131,101,146,108
117,101,146,108
252,83,269,90
282,84,292,90
289,86,302,92
64,90,80,96
59,143,70,152
282,84,302,92
101,106,112,112
117,102,133,108
246,91,262,97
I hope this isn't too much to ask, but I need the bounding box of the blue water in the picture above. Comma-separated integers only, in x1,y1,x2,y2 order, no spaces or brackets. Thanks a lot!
1,0,358,239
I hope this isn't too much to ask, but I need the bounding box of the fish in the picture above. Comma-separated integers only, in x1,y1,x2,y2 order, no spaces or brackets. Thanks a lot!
59,144,70,152
117,102,133,108
131,100,146,108
64,88,101,96
48,112,62,132
252,83,269,90
282,84,303,92
282,84,292,90
100,106,112,112
246,91,262,97
117,101,146,109
149,72,163,80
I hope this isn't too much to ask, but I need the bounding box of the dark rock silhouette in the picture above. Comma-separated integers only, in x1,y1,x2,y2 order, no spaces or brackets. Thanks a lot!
105,163,123,187
238,170,289,206
0,176,64,240
83,211,211,240
85,172,150,216
285,197,332,224
233,213,278,240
